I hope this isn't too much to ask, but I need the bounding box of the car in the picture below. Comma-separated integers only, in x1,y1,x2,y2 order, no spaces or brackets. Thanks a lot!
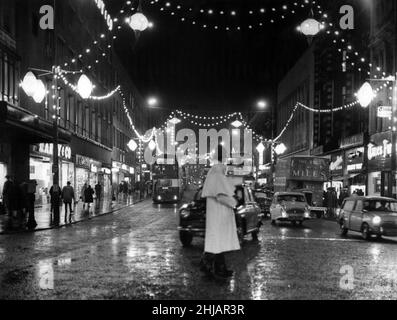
270,192,311,226
178,185,263,247
339,196,397,240
253,189,273,217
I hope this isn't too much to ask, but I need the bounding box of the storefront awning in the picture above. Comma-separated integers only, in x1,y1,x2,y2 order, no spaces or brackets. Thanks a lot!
0,101,71,144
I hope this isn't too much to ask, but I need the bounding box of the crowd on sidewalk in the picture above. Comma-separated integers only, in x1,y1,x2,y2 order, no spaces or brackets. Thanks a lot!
0,175,148,233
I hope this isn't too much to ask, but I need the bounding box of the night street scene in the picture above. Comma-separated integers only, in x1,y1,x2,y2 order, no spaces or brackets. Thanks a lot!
1,0,397,304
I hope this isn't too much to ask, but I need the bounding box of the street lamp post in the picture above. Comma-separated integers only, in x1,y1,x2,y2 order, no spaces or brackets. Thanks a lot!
22,67,93,223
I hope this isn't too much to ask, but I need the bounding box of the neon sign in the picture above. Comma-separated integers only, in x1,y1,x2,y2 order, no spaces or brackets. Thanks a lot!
367,140,392,160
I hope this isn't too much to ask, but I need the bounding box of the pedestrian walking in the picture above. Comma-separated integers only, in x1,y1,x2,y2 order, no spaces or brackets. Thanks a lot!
26,180,38,230
200,148,240,278
2,175,14,216
95,182,102,202
62,182,75,222
81,182,87,209
84,185,94,210
49,183,62,224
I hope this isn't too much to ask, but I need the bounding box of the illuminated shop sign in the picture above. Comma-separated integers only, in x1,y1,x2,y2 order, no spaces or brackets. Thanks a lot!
76,155,91,169
346,147,364,173
367,140,392,160
347,163,363,172
91,164,98,173
33,143,72,160
330,156,343,172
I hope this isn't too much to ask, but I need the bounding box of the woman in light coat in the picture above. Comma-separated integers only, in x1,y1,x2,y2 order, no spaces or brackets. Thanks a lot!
201,150,240,278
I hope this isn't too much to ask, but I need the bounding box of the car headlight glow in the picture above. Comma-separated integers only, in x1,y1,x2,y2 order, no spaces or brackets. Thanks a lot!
158,196,162,200
304,210,310,218
281,208,288,218
174,195,178,200
372,216,381,225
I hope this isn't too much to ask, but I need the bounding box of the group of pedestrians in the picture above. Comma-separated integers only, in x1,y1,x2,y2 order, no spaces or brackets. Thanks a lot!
50,182,103,216
1,175,37,229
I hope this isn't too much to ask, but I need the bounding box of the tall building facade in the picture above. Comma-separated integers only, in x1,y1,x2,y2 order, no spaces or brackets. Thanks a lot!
0,0,153,203
275,0,371,196
366,0,397,197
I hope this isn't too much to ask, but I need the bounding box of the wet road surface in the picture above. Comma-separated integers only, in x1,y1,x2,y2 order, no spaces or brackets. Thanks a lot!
1,200,397,300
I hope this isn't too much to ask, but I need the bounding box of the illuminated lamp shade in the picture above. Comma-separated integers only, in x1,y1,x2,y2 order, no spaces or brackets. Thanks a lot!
128,13,149,31
275,143,287,155
357,82,375,108
148,140,157,151
77,74,93,99
21,71,38,97
32,80,46,103
299,18,322,36
127,139,138,152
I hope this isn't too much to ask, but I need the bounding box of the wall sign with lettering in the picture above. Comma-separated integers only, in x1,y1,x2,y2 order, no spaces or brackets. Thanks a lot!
32,143,72,161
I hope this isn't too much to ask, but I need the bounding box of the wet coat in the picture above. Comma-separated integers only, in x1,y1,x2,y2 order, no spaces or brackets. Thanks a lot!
202,164,240,255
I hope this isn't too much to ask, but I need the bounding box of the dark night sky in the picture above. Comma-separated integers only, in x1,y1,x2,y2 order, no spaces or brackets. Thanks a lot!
107,0,330,118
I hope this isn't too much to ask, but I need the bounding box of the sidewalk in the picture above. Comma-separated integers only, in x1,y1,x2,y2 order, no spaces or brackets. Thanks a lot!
0,194,145,235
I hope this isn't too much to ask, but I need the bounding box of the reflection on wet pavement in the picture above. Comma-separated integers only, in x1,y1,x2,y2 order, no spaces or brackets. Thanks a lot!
0,195,139,234
0,200,397,300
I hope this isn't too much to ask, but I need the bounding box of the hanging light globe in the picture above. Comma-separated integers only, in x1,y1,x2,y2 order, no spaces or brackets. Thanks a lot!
299,18,322,36
77,74,93,99
275,143,287,156
32,80,46,103
128,13,149,31
357,82,375,108
127,139,138,152
21,71,38,97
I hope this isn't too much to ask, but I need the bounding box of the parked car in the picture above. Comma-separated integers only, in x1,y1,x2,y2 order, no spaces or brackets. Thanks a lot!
270,192,311,226
253,189,273,217
339,196,397,240
178,185,263,247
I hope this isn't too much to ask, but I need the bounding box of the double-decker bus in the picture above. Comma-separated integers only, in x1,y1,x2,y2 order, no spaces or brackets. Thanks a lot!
152,156,183,204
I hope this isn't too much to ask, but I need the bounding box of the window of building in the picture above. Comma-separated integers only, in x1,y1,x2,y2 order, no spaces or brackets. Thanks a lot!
0,50,19,106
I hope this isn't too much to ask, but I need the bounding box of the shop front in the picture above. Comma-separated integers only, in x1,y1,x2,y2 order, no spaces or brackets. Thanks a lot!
75,155,103,199
100,167,112,197
30,143,73,205
345,146,366,195
112,161,136,195
367,132,392,197
325,151,345,198
338,134,366,196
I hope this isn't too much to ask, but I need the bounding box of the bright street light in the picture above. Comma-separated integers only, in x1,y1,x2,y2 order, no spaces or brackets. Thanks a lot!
298,18,323,36
357,82,376,108
21,71,38,97
127,139,138,152
128,12,149,31
77,74,93,99
147,97,158,107
275,143,287,155
257,100,267,109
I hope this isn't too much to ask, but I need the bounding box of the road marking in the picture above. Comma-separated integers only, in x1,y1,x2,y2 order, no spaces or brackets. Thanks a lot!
272,236,363,242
